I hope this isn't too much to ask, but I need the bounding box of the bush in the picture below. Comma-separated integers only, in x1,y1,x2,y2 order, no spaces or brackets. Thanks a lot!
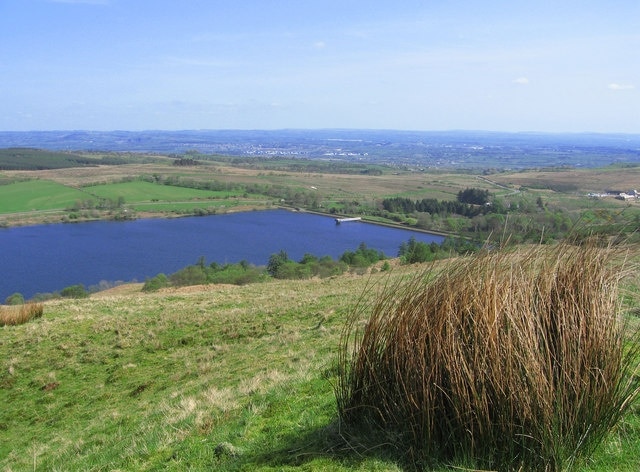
4,292,24,305
207,263,266,285
30,292,58,302
340,242,385,267
60,284,88,299
457,187,490,205
267,250,290,277
398,237,435,263
143,260,268,290
336,241,640,470
268,250,353,280
169,265,207,286
142,273,169,292
0,303,44,326
274,260,311,279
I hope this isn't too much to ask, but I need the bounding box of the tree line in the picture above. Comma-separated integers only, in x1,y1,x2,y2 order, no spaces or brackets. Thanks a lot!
382,196,490,218
142,242,388,292
382,188,493,218
140,237,479,293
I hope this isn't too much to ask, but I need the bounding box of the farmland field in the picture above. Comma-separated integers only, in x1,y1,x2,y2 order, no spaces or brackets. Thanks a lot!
0,180,91,213
84,180,244,202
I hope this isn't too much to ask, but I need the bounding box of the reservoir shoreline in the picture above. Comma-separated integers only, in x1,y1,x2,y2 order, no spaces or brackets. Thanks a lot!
0,209,446,301
1,204,450,238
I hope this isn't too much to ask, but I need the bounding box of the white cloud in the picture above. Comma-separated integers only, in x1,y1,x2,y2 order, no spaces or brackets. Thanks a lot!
513,77,530,85
608,83,635,91
313,41,326,50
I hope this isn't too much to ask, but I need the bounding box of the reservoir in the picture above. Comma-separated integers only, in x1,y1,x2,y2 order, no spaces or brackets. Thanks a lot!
0,209,444,300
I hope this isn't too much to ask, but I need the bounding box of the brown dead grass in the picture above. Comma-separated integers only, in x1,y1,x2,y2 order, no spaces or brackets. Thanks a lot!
89,283,145,298
337,241,640,470
0,303,44,326
489,166,640,193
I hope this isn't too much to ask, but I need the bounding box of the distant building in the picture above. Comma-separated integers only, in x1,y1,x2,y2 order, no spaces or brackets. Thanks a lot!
616,190,638,200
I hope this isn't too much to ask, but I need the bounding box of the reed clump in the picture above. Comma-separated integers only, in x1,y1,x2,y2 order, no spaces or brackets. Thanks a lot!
336,242,640,470
0,303,44,326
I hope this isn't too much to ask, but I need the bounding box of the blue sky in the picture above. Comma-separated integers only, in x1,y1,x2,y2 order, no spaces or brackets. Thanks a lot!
1,0,638,132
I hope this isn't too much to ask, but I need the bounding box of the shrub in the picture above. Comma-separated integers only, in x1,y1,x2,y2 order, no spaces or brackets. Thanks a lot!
0,303,44,326
315,256,347,278
274,260,311,279
207,264,266,285
169,265,207,286
398,236,435,263
267,250,350,280
336,241,640,470
30,292,58,302
60,284,88,299
340,243,385,267
4,292,24,305
267,250,290,277
142,273,169,292
457,187,490,205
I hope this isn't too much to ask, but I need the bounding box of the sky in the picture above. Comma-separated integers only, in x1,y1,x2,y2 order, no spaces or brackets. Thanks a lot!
0,0,638,133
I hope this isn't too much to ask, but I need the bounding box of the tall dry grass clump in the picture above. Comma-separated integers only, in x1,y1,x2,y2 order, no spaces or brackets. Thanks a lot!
0,303,44,326
336,242,640,470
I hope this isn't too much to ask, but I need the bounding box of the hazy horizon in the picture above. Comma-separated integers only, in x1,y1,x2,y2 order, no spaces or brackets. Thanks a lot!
2,128,640,136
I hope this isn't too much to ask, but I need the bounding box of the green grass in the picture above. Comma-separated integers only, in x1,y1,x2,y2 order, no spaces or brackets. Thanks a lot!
131,200,270,213
2,259,639,471
0,274,394,470
0,177,273,223
84,180,242,203
0,180,92,213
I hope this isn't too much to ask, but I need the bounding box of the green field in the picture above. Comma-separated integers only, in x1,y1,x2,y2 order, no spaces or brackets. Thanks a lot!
0,180,91,213
131,200,271,213
84,180,237,202
0,177,272,225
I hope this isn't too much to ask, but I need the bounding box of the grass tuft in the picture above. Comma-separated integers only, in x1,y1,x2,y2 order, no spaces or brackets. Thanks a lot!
0,303,44,326
336,241,640,471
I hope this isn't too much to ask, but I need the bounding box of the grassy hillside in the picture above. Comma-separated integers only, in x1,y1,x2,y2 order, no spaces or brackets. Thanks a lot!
2,258,639,471
0,270,380,471
85,180,240,202
0,180,92,213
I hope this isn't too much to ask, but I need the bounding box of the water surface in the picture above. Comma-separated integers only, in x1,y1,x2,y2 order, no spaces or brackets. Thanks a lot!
0,210,444,300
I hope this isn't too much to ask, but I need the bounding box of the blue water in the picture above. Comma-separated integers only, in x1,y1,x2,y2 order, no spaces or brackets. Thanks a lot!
0,209,444,300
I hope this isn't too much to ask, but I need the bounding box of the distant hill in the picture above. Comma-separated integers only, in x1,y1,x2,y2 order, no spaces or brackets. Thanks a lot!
1,129,640,169
0,148,96,170
0,147,160,170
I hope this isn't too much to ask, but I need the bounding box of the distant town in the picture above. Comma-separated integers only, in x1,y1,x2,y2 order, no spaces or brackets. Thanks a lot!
1,129,639,170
